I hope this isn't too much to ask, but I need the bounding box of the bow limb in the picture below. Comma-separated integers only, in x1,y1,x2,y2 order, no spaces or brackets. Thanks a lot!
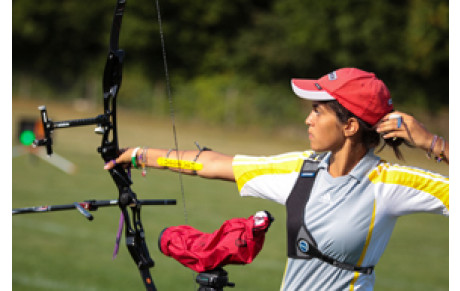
100,0,129,187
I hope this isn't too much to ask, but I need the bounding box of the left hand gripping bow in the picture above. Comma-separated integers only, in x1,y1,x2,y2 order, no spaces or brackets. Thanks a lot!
29,0,176,290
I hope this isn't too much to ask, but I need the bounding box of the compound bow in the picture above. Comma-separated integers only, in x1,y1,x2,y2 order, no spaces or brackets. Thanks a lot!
21,0,178,290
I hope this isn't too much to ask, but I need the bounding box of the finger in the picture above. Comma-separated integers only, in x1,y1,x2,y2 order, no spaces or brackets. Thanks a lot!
388,114,402,128
104,159,117,170
376,119,400,133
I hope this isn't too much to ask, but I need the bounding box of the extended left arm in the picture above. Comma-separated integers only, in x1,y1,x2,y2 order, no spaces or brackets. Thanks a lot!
104,147,236,181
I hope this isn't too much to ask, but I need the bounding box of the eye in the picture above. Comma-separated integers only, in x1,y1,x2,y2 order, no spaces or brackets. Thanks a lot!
312,104,320,114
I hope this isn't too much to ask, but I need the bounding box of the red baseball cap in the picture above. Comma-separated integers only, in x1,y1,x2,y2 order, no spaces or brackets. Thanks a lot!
291,68,393,126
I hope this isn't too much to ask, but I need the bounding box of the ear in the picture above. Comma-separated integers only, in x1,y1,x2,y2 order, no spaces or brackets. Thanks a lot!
343,117,360,137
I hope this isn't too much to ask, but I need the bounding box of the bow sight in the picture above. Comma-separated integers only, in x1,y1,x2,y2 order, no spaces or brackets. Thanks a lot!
33,105,108,156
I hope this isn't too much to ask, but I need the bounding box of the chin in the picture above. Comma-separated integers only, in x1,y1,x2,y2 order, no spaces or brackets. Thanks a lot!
310,144,328,153
309,144,321,152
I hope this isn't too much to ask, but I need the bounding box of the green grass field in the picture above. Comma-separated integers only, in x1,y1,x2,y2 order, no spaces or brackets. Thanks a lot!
12,98,448,291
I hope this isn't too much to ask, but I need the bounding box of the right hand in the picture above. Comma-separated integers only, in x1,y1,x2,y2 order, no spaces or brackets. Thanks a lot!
376,111,433,151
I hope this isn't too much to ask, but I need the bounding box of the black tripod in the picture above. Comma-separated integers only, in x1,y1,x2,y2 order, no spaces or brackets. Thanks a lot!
196,268,235,291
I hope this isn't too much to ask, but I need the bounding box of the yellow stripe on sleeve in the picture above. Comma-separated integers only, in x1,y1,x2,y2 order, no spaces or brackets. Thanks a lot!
233,151,313,192
368,164,449,210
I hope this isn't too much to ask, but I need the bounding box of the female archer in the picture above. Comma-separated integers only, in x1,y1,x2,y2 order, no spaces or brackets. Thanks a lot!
105,68,449,290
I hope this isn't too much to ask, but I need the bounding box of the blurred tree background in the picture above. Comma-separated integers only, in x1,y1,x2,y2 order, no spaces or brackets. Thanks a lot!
12,0,448,129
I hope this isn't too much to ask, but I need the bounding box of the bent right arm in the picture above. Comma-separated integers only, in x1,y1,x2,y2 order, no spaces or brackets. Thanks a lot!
377,111,449,163
104,147,235,181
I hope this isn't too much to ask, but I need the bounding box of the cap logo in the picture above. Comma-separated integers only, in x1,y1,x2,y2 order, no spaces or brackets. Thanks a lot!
314,83,322,90
328,71,337,81
388,98,393,106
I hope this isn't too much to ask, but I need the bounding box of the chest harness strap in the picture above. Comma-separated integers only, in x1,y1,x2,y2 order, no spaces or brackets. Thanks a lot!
285,155,374,275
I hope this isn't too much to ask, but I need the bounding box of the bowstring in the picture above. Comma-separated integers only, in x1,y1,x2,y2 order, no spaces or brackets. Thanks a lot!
154,0,188,225
154,2,196,289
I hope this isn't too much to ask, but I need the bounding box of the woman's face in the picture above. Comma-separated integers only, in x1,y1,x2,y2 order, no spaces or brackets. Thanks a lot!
305,102,346,152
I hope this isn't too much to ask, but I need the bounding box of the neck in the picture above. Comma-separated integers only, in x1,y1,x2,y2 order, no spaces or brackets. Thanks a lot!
328,142,368,178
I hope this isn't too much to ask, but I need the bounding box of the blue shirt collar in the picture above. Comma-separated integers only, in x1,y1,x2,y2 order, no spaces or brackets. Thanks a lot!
317,149,380,181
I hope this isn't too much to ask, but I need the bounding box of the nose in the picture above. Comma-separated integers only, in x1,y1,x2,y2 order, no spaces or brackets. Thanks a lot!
305,111,314,126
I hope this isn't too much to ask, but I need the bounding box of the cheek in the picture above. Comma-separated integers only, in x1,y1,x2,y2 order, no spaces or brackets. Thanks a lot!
312,119,344,148
322,126,341,142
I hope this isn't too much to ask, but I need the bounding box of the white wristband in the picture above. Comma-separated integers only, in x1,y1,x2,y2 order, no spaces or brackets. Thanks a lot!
131,147,141,168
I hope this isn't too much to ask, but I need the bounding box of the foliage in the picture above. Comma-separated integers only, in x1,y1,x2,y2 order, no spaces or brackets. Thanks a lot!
12,0,448,127
12,0,111,86
173,73,301,128
232,0,448,109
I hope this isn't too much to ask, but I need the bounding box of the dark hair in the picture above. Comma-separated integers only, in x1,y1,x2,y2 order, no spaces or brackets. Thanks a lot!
324,100,408,160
